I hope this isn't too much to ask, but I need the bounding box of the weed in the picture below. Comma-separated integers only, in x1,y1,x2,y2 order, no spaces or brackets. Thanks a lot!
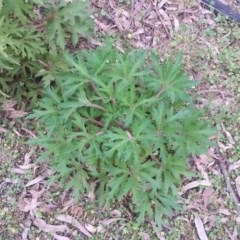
30,41,213,228
0,0,93,104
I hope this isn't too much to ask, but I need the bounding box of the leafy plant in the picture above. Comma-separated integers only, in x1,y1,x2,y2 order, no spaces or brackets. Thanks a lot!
0,0,93,103
30,42,214,227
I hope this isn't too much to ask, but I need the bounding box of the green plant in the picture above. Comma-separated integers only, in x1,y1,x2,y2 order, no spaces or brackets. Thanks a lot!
0,0,93,103
30,42,214,227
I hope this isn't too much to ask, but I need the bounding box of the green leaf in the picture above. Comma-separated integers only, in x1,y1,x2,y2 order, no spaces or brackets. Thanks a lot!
31,43,214,229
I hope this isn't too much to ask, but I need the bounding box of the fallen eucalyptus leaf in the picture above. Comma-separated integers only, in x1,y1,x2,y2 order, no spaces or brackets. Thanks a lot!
229,160,240,172
25,175,46,187
194,215,208,240
33,217,69,233
139,232,151,240
219,208,231,216
18,163,36,170
52,234,71,240
235,176,240,198
221,123,235,145
202,187,214,209
110,209,121,217
56,214,92,237
19,200,42,212
0,126,7,133
180,180,211,195
100,218,122,225
85,223,97,234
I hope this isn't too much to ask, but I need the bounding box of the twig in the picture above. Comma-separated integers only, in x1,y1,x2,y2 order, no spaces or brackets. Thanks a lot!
0,90,10,98
89,118,104,127
89,118,127,130
155,87,166,98
150,0,170,38
212,144,240,214
197,89,234,97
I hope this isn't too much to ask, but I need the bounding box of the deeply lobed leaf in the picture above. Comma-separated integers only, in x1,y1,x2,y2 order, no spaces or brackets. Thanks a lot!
31,42,214,228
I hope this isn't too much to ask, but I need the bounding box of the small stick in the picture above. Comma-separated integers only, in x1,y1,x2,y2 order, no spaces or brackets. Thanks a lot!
150,0,170,38
89,118,104,127
212,145,240,214
197,89,234,97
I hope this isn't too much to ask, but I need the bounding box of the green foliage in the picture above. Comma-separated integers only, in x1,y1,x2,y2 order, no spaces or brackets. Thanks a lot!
0,0,93,103
30,43,214,227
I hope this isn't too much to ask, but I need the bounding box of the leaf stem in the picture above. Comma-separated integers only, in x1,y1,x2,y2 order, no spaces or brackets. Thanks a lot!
89,118,104,127
155,86,166,98
88,103,106,111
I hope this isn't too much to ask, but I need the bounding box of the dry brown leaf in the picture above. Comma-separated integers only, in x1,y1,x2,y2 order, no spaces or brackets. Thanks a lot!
87,182,96,201
158,9,173,37
61,199,75,213
219,208,231,216
233,227,238,240
199,154,209,165
181,14,194,24
24,150,34,164
221,122,235,145
13,168,25,174
133,28,145,36
205,215,216,229
235,176,240,198
1,100,16,110
29,188,45,197
0,126,7,133
19,189,44,212
139,232,151,240
8,110,28,118
21,227,29,240
227,227,238,240
184,203,201,212
220,217,229,223
108,0,116,9
100,218,121,225
21,220,31,240
229,160,240,172
89,38,103,46
56,214,92,238
202,187,214,209
85,223,97,234
194,155,209,181
94,19,112,32
18,163,36,170
18,199,42,212
110,209,121,217
52,234,71,240
96,225,104,233
150,221,166,240
172,15,179,33
13,128,22,137
180,180,211,195
119,9,130,18
21,127,36,137
158,0,168,9
33,217,69,233
4,178,19,184
25,175,46,187
218,141,233,151
45,168,55,176
194,215,208,240
236,216,240,224
39,204,58,213
115,40,124,53
69,205,83,219
114,8,131,32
